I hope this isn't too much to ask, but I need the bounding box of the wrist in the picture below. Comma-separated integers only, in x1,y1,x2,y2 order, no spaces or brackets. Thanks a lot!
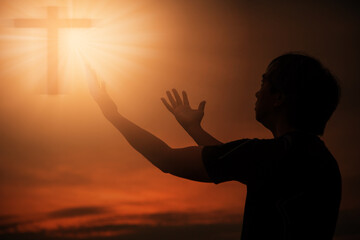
184,123,203,134
103,109,121,122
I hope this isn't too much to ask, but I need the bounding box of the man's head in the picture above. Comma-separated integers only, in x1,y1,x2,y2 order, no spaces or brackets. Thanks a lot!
255,53,340,136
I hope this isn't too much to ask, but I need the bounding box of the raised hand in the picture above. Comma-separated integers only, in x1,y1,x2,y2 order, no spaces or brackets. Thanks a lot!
86,64,118,119
85,69,213,182
161,89,206,130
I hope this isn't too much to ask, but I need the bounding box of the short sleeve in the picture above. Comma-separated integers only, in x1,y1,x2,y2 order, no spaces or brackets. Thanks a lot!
202,138,281,185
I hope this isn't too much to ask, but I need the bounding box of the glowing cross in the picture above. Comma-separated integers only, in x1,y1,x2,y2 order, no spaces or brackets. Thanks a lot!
14,6,92,94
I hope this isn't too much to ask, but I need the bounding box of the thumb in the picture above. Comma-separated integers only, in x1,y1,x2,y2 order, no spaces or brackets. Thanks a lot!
198,101,206,112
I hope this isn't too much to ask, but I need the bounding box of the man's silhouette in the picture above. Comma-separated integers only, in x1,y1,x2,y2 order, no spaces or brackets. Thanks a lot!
87,53,341,239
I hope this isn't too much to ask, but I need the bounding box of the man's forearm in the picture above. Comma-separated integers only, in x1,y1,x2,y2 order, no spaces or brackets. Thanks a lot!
103,112,211,182
105,112,172,172
184,124,222,146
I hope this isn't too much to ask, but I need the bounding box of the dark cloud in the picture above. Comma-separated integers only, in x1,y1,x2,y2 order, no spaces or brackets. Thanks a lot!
0,215,37,233
0,222,242,240
55,223,242,240
145,212,191,224
83,210,242,227
0,210,242,239
0,222,20,232
0,215,16,222
2,208,360,240
0,206,112,234
47,206,111,219
144,211,241,225
0,215,20,231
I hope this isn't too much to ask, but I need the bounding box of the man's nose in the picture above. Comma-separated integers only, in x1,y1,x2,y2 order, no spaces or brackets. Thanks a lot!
255,91,259,98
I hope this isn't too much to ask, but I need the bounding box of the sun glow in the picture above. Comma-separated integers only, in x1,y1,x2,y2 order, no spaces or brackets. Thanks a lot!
62,29,87,52
0,0,160,95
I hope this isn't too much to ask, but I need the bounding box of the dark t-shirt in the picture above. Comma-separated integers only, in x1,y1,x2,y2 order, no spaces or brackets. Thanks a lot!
202,131,341,240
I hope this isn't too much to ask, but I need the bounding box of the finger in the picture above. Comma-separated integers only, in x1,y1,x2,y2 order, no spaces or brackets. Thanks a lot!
182,91,190,106
172,89,183,105
198,101,206,112
166,90,177,108
161,98,174,113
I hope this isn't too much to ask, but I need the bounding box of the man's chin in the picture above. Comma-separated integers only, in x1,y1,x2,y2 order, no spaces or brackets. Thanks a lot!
255,114,261,123
255,110,260,121
255,112,265,124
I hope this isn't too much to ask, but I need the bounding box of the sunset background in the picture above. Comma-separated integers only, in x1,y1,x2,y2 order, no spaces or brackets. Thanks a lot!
0,0,359,239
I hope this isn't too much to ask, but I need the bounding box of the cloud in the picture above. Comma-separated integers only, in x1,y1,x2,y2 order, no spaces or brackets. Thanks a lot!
0,206,112,234
3,205,359,240
0,215,37,233
47,206,111,219
0,215,17,223
144,211,242,225
0,221,19,232
0,222,242,240
0,209,242,239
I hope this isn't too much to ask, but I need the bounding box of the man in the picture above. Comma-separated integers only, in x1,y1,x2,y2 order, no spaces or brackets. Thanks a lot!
87,53,341,239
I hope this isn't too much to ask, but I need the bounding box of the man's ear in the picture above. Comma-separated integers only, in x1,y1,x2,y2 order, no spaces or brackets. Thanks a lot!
273,92,286,107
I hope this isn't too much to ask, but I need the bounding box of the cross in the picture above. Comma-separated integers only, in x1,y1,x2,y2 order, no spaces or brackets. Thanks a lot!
14,6,92,94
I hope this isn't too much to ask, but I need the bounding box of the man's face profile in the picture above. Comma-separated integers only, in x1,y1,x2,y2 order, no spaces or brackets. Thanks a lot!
255,72,276,125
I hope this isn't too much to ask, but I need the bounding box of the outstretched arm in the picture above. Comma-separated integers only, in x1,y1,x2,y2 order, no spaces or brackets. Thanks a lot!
86,66,211,182
161,89,222,146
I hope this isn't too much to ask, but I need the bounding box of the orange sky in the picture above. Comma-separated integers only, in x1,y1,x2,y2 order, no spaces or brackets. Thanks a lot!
0,0,359,239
